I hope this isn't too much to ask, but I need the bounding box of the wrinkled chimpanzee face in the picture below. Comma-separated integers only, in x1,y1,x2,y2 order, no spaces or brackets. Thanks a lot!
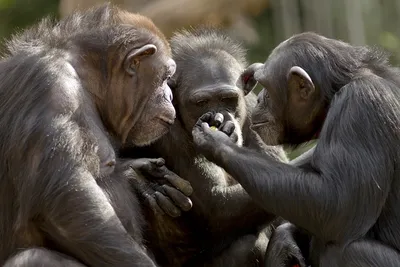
238,44,324,146
104,27,176,147
251,61,288,146
171,52,248,145
236,61,287,146
126,43,176,146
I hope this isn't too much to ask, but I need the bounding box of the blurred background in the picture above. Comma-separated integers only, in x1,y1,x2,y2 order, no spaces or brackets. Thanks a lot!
1,0,399,158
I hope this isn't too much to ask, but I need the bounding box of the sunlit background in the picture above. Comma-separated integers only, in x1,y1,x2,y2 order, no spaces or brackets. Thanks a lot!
1,0,399,158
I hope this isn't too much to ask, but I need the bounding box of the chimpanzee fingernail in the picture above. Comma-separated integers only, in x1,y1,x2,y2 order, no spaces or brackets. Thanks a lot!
214,113,224,124
201,122,210,129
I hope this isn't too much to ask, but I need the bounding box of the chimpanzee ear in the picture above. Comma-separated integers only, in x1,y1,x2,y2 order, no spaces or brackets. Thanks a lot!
236,63,264,96
287,66,315,101
124,44,157,76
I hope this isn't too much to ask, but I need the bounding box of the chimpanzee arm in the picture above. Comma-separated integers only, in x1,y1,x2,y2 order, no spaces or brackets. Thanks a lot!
152,120,275,233
20,122,155,267
204,182,275,232
193,80,395,243
264,222,310,267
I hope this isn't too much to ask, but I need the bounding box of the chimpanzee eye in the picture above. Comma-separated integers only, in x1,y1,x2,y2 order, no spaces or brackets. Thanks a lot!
196,100,208,106
221,96,236,102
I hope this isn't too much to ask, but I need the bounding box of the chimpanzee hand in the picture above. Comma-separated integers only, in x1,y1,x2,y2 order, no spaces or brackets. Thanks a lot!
125,158,193,217
192,112,239,160
265,223,308,267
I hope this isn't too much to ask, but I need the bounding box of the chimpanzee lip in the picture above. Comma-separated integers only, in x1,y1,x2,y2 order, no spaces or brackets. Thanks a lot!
158,116,175,126
251,121,268,128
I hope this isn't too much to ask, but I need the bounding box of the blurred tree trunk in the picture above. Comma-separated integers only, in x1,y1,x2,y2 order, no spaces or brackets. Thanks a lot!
271,0,301,41
344,0,366,45
301,0,334,37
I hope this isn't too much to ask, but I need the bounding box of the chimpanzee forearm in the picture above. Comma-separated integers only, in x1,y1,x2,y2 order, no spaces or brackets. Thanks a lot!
206,143,320,230
172,157,274,233
207,183,275,232
41,169,155,267
205,140,388,243
149,125,275,234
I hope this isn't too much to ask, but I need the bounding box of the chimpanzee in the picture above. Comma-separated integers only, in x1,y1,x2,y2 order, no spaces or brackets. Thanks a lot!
191,32,400,267
121,28,288,267
0,4,192,267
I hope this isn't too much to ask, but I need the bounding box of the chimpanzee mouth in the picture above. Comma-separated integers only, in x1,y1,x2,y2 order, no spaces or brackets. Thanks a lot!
251,121,268,128
158,116,175,126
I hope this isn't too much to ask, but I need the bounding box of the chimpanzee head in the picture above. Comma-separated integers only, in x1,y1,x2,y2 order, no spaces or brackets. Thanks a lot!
238,32,357,145
65,5,177,146
168,28,251,144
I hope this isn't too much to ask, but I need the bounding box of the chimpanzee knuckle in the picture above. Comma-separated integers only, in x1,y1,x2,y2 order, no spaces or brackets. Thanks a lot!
275,222,297,233
150,183,163,193
192,131,204,145
141,185,156,197
155,158,165,166
200,111,214,122
157,165,169,174
220,128,232,138
142,161,153,171
164,174,193,196
155,192,182,217
230,133,239,143
163,184,193,211
220,121,235,134
226,120,236,129
144,195,165,215
163,184,183,198
147,165,169,179
128,158,148,170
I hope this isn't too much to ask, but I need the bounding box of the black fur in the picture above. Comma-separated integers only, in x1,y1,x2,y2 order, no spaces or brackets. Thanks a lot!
192,32,400,267
0,4,177,267
121,28,288,267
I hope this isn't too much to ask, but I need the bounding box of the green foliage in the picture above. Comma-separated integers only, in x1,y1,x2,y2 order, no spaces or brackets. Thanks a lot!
0,0,15,9
0,0,59,42
285,141,317,160
379,31,400,64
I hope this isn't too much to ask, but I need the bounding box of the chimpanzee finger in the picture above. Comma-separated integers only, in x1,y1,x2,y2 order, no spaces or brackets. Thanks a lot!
220,121,236,136
230,132,239,143
162,184,193,211
164,173,193,196
143,192,165,216
200,122,212,133
154,192,182,217
195,112,215,127
149,158,165,167
149,183,167,195
209,113,224,128
128,158,161,173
